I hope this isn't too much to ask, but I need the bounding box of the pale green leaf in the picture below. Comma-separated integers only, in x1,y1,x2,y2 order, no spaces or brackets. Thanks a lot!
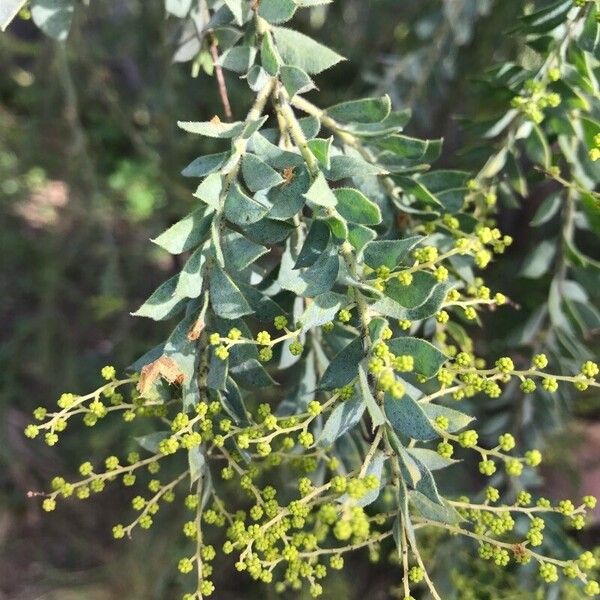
319,336,364,390
242,154,284,192
209,265,253,319
132,275,187,321
230,358,277,389
334,187,382,225
222,378,251,426
325,212,348,240
280,65,316,97
221,230,268,271
194,173,222,209
279,242,340,297
303,171,337,208
1,0,27,31
294,219,331,268
207,352,228,390
31,0,74,40
326,96,391,123
530,193,562,226
519,240,556,279
385,395,438,441
223,0,246,25
152,206,212,254
182,151,229,177
165,0,192,18
224,183,270,226
420,404,474,433
174,247,206,299
408,448,458,471
324,154,385,180
372,277,451,321
375,135,442,161
338,110,411,137
358,363,385,426
250,133,304,168
242,218,295,244
164,312,201,410
268,165,310,220
409,491,462,524
219,45,257,73
188,446,206,486
258,0,296,24
260,32,281,75
387,337,447,378
362,236,422,269
307,137,333,170
354,451,386,507
348,223,376,252
318,391,365,447
298,291,346,331
178,120,245,138
272,26,345,74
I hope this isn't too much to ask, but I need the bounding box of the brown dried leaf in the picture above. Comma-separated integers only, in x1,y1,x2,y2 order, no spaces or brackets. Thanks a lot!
187,317,205,341
137,355,185,395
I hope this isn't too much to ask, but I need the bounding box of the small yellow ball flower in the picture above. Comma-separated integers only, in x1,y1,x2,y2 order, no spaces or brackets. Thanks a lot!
101,365,116,380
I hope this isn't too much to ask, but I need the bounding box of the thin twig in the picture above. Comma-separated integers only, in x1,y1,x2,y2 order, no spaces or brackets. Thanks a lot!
208,35,233,121
197,0,232,120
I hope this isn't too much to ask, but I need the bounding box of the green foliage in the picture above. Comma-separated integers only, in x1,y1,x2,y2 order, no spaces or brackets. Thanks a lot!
6,1,600,599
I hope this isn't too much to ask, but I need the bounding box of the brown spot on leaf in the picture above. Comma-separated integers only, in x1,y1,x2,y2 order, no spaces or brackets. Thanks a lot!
282,166,295,186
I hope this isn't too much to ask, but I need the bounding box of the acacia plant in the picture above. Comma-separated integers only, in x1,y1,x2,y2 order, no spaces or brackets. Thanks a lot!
17,1,600,599
462,0,600,455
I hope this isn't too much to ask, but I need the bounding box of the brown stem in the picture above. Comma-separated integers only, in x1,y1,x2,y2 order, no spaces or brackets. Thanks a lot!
208,36,233,121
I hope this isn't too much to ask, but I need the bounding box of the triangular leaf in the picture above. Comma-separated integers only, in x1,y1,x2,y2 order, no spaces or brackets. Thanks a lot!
319,336,365,390
326,96,391,124
298,291,346,331
132,275,187,321
152,207,212,254
174,247,206,299
294,219,331,269
178,120,245,138
385,394,438,441
387,337,447,378
280,65,316,97
242,153,284,192
182,152,230,178
272,26,344,74
258,0,296,24
334,187,382,225
224,183,270,225
318,391,365,447
209,264,253,319
31,0,74,40
362,236,422,270
303,171,337,208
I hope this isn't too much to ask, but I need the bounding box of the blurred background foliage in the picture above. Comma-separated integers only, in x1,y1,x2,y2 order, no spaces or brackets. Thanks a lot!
0,1,598,598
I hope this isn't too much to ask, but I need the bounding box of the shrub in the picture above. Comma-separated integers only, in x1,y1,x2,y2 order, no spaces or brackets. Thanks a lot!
13,1,600,598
